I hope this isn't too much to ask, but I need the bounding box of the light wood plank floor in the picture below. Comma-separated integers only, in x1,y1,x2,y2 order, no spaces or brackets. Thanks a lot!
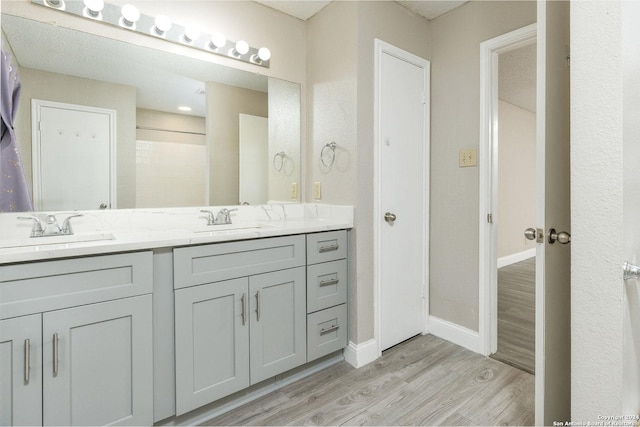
202,334,534,426
491,257,536,374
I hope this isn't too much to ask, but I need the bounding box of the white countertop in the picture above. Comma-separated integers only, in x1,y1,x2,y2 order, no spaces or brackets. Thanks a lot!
0,204,353,264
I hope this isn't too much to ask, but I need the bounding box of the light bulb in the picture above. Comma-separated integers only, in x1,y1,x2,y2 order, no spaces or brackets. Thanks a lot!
120,4,140,28
83,0,104,19
153,15,172,35
183,27,200,44
235,40,249,56
210,33,226,49
257,47,271,61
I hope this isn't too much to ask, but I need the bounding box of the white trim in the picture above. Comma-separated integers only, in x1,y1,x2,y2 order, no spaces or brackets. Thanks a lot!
373,38,430,356
428,316,482,354
478,24,537,357
343,339,379,368
31,99,117,210
497,248,536,268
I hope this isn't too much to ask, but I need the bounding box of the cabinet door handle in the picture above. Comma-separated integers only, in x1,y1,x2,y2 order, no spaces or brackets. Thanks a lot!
240,293,247,326
319,244,339,253
255,290,261,322
24,339,30,384
320,325,339,335
319,278,339,287
53,333,59,377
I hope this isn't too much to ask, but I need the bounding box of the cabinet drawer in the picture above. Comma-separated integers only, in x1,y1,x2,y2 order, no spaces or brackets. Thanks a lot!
174,235,305,289
306,230,347,265
307,259,347,313
0,251,153,320
307,304,347,362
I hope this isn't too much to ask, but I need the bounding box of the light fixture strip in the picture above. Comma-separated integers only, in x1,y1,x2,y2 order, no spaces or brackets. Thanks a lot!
32,0,270,68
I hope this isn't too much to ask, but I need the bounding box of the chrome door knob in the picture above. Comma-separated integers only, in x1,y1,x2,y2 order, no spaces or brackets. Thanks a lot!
384,212,397,223
99,203,108,209
524,228,537,241
548,228,571,244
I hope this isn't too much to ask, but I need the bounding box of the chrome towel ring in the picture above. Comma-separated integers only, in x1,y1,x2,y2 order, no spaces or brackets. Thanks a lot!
321,141,337,167
273,151,286,172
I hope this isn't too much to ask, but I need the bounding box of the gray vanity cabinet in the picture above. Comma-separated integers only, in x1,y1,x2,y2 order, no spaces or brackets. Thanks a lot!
173,236,307,416
0,252,154,426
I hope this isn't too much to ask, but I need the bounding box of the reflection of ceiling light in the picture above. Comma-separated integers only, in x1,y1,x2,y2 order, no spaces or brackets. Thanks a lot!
232,40,249,57
44,0,65,9
251,47,271,64
178,106,192,112
153,15,172,36
83,0,104,19
209,33,226,49
183,27,200,44
120,4,140,29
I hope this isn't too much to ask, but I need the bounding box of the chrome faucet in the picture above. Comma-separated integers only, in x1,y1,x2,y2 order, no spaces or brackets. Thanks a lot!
200,208,238,226
18,213,84,237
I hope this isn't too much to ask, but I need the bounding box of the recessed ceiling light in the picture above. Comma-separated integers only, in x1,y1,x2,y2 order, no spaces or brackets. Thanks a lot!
178,106,192,112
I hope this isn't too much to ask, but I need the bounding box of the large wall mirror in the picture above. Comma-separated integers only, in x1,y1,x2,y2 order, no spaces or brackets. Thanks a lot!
1,13,301,211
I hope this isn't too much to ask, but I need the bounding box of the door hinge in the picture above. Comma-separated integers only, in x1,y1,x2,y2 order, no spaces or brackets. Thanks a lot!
487,213,493,224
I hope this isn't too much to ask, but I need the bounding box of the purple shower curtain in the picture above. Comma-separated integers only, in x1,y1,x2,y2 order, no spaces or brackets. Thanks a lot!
1,43,33,212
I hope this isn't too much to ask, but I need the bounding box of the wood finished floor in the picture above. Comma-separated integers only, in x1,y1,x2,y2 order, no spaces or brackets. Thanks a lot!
491,257,536,374
202,334,534,426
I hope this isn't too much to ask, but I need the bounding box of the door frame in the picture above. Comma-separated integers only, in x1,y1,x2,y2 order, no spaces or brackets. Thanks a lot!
31,99,117,210
373,38,430,356
478,23,537,357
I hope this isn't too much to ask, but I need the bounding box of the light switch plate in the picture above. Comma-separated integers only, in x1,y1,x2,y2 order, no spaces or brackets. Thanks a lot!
459,149,477,167
291,182,298,200
313,182,322,200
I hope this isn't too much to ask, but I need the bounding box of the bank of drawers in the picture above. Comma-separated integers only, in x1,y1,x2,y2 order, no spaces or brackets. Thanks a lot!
306,230,348,361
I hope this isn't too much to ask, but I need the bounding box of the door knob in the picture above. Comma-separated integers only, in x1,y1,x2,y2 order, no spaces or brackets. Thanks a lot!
548,228,571,244
99,203,108,209
524,228,537,241
384,212,396,223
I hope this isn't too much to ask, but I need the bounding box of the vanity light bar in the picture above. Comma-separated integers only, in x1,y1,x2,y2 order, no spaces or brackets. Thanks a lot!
33,0,271,68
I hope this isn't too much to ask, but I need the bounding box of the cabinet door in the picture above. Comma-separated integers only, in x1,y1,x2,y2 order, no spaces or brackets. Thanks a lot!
174,278,250,416
42,295,153,426
249,267,306,384
0,314,42,426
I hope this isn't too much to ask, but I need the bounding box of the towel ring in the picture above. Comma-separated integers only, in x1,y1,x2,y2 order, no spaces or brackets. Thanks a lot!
321,142,337,167
273,151,286,172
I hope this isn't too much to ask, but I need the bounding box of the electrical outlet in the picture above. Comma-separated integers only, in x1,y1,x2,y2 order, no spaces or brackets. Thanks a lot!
459,149,477,167
313,182,322,200
290,182,298,200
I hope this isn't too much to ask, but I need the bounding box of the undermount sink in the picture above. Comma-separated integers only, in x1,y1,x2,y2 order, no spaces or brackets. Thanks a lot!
191,222,272,234
0,232,115,249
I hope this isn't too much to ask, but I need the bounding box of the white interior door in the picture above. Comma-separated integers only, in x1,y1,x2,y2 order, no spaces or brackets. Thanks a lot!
375,40,429,352
239,114,268,205
32,100,115,211
535,2,571,423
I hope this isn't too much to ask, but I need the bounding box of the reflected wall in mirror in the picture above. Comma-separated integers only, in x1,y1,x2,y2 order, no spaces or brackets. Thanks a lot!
1,13,301,211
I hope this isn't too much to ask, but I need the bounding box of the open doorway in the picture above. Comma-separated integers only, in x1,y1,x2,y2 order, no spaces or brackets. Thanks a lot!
490,42,537,373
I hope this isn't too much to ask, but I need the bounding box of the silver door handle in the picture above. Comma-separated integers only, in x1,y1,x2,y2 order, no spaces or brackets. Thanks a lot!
319,278,339,287
53,333,59,377
99,203,108,209
548,228,571,244
24,339,30,384
623,261,640,280
255,291,261,322
320,325,339,335
319,244,339,253
384,212,396,223
240,293,247,326
524,228,537,240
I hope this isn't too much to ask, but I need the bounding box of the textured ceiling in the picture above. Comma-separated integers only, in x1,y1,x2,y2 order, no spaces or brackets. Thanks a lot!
499,43,537,113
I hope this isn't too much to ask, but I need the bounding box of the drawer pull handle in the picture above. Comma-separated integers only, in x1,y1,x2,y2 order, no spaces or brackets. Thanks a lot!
241,293,247,326
53,333,59,377
320,324,339,335
24,339,30,384
319,278,340,287
319,244,339,253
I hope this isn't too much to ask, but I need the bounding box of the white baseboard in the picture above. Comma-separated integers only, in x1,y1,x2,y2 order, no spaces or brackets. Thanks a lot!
497,248,536,268
428,316,482,354
343,339,379,368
